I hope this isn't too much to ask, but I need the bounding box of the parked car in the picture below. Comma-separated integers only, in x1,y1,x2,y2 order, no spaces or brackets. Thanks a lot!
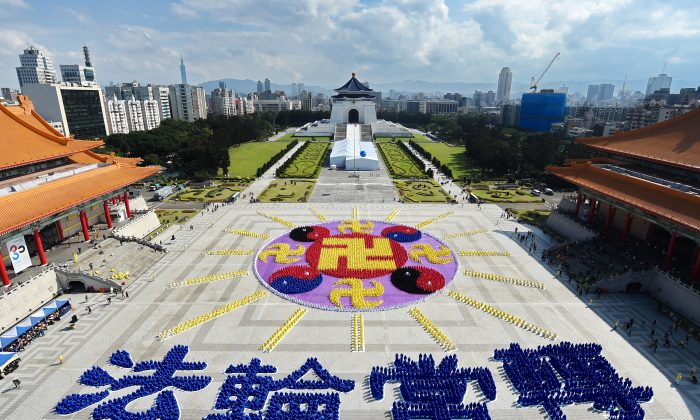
530,189,541,196
544,188,554,195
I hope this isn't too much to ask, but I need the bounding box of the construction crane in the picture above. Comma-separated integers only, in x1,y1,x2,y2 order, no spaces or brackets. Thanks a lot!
530,52,560,92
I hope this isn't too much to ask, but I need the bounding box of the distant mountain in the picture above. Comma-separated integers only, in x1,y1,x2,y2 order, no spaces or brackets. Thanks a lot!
201,77,700,98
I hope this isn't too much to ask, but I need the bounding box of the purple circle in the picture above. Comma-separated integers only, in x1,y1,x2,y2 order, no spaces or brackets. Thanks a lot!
254,220,458,312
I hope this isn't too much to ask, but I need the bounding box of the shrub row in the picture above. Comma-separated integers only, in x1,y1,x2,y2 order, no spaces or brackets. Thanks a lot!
256,140,298,177
409,140,454,179
376,142,427,179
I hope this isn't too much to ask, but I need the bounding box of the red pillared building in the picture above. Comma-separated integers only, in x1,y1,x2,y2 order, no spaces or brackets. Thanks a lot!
547,107,700,283
0,96,160,285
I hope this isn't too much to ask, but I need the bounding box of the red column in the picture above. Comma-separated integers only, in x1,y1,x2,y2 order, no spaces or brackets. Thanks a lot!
55,220,65,242
587,198,597,223
574,192,582,218
663,232,677,268
0,260,10,286
111,197,116,205
34,229,47,266
646,223,654,241
603,205,614,234
124,193,132,219
80,210,91,241
691,246,700,282
103,200,113,229
620,213,633,241
118,195,122,203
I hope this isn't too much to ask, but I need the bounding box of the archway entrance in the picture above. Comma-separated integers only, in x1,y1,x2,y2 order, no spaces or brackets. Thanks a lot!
348,109,359,124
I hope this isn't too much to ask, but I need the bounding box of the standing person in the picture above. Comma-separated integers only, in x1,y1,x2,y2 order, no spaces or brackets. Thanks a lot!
85,295,89,303
676,372,683,385
58,354,63,365
613,320,619,331
125,291,129,298
107,297,111,305
87,306,91,314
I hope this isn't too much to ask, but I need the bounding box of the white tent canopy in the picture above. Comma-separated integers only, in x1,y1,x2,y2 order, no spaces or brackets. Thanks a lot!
329,124,379,171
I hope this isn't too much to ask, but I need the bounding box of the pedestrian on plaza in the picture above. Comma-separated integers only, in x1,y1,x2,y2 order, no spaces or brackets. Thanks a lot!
664,336,670,348
676,372,683,384
691,367,697,377
87,306,91,314
125,291,129,298
613,320,619,331
13,379,20,388
629,318,634,328
679,339,687,349
58,354,63,364
107,297,111,305
85,295,89,303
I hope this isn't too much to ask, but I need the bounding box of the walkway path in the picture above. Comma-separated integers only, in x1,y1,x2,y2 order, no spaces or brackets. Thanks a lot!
403,142,467,201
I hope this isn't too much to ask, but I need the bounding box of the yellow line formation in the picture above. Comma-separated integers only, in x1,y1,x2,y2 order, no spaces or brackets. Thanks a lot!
260,308,308,352
443,228,488,239
223,228,271,239
448,291,557,340
415,211,454,229
256,211,296,228
407,307,456,352
351,207,359,219
158,290,268,341
311,207,327,222
201,249,254,256
459,250,511,257
167,270,249,289
351,314,365,352
464,270,545,289
385,208,400,221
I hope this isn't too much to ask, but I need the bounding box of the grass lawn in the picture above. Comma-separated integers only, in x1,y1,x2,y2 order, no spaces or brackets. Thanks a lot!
411,133,432,143
394,180,451,203
278,142,329,178
221,141,293,178
377,142,427,179
506,208,551,227
416,142,480,180
279,132,331,142
375,136,412,143
154,209,199,225
258,180,316,203
175,185,247,202
470,187,542,203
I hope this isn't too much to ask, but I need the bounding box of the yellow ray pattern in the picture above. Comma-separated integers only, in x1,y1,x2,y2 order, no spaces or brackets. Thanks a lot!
223,228,271,239
464,270,545,289
408,307,456,352
260,308,308,352
459,250,511,257
257,211,296,228
415,211,454,229
443,228,488,239
166,270,249,289
351,314,365,352
352,207,359,219
158,290,268,340
385,208,400,221
448,291,556,340
311,207,327,222
201,249,254,256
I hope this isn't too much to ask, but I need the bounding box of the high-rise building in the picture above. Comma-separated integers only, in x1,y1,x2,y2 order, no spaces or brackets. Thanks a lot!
16,46,58,87
106,95,129,134
180,57,188,85
1,88,20,102
125,96,145,132
586,85,600,104
191,86,207,120
598,84,615,102
22,83,109,138
501,104,521,126
210,87,236,116
141,98,161,130
496,67,512,104
645,73,672,96
519,92,566,132
257,80,263,94
60,65,96,84
154,85,171,120
264,78,271,92
169,84,193,122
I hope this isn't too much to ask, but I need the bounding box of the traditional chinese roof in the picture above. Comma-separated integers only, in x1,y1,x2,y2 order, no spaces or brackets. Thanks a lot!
547,163,700,235
0,163,160,236
333,73,376,99
0,96,104,170
576,107,700,172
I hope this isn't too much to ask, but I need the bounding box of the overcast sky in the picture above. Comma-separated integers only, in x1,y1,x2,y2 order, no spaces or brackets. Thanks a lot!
1,0,699,89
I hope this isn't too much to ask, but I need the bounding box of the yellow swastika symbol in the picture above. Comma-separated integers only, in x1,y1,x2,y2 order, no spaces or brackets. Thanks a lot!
318,237,397,271
337,220,374,234
259,243,305,264
409,244,453,264
329,278,384,309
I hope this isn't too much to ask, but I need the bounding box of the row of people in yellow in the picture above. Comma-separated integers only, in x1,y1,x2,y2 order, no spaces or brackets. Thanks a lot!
223,228,271,239
415,211,454,229
448,291,557,340
311,207,328,221
459,250,510,257
158,290,268,340
257,211,296,228
408,307,456,352
260,308,308,352
464,270,545,289
384,208,401,221
351,313,365,352
201,249,254,256
166,270,249,289
443,228,488,239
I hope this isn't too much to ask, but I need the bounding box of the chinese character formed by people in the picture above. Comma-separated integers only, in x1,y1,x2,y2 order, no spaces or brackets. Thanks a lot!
55,345,211,419
205,357,355,420
494,342,653,419
369,353,495,419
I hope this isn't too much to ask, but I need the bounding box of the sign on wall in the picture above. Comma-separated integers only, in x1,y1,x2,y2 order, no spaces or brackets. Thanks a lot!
6,235,31,273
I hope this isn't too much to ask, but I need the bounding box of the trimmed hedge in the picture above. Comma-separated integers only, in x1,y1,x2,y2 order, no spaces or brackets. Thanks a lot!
256,140,298,177
410,140,453,178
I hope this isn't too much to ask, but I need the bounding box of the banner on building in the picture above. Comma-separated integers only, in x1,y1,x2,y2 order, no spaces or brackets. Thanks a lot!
6,235,31,273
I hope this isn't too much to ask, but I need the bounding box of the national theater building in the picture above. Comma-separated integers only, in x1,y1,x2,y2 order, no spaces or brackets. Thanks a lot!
547,108,700,286
0,96,159,285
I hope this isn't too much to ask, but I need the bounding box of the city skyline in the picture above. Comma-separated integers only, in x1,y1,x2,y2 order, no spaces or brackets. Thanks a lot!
1,0,699,89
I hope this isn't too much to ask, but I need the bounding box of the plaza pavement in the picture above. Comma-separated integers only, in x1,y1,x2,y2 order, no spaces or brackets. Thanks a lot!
1,202,698,419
